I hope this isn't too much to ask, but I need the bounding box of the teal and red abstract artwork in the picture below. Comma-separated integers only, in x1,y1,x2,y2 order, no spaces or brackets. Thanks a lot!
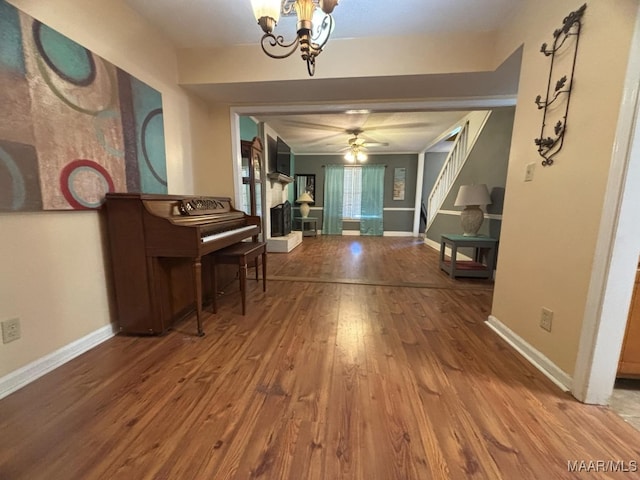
0,0,168,211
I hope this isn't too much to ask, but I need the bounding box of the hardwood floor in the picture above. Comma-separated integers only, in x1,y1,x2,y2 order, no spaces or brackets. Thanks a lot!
1,236,639,479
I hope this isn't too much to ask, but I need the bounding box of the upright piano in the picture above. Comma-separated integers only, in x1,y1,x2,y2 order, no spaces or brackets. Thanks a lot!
104,193,261,336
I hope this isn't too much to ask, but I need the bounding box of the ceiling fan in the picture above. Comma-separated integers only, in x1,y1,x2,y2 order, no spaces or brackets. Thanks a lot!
340,129,388,162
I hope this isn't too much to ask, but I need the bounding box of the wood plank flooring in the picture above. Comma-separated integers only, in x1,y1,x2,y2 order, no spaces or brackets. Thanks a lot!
1,236,639,479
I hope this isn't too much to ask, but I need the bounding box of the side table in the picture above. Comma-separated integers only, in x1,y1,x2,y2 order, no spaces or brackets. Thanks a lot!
439,234,498,279
295,217,318,237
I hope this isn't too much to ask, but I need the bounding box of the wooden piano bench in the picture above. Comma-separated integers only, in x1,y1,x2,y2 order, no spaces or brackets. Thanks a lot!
212,241,267,315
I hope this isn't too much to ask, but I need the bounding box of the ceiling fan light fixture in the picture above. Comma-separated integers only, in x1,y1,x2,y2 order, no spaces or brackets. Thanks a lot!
344,143,367,163
251,0,339,76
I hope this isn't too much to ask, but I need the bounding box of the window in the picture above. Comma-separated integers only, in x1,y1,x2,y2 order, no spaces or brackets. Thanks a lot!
343,166,362,220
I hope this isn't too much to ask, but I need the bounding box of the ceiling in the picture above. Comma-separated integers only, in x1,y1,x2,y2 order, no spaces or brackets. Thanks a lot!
125,0,522,49
124,0,523,155
254,110,473,155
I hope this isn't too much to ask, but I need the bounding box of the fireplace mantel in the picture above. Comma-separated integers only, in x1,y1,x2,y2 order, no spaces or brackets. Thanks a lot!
267,172,294,185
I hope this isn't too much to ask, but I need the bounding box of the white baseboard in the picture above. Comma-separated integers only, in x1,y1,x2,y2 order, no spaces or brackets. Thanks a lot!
423,237,473,261
0,324,116,400
424,237,440,250
485,315,572,392
341,231,414,237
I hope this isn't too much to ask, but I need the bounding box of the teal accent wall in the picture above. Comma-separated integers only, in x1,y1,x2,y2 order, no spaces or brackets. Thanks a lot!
240,116,258,141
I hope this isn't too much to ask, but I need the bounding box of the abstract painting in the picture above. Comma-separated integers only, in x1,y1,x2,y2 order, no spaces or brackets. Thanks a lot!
0,0,167,211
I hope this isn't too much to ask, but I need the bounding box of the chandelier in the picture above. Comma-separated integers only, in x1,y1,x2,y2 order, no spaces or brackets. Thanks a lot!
250,0,339,76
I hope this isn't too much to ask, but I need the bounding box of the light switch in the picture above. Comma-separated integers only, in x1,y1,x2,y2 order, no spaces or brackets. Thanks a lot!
525,162,536,182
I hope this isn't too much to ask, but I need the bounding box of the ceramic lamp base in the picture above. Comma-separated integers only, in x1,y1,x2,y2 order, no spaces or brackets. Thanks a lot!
299,202,310,218
460,205,484,236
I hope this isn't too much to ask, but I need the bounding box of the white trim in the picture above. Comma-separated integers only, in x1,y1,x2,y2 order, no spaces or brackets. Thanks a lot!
335,230,415,237
307,207,415,213
573,5,640,405
0,324,116,400
439,209,503,220
423,236,474,262
413,151,426,236
229,112,243,211
230,96,518,117
486,316,572,392
423,237,441,251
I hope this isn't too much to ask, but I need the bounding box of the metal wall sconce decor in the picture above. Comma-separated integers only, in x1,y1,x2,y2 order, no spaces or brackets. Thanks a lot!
534,3,586,166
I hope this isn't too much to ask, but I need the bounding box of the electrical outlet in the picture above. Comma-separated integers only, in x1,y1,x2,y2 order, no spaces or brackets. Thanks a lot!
525,162,536,182
2,318,21,344
540,308,553,332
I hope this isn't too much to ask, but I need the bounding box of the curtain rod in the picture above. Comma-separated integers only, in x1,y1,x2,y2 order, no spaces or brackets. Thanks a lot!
321,165,387,168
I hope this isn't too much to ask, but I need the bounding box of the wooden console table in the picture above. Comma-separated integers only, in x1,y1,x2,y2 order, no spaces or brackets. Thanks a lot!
439,234,498,279
295,217,318,237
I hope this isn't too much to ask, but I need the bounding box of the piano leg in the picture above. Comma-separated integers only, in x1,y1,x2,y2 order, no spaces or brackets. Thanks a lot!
239,264,247,315
193,257,204,336
211,259,218,314
262,249,267,292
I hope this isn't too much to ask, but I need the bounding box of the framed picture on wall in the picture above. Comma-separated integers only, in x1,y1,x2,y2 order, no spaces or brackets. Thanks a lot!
393,168,406,200
295,174,316,204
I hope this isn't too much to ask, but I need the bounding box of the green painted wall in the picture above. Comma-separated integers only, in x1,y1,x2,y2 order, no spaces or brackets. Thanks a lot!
240,116,258,141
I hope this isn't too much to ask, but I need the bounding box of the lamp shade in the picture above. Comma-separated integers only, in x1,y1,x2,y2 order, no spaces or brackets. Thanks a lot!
454,184,492,207
296,192,314,203
250,0,280,22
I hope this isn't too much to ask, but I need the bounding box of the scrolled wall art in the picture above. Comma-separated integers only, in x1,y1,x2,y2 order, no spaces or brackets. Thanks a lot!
534,3,586,167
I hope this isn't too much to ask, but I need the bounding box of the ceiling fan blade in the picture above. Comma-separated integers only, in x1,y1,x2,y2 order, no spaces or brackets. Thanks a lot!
279,119,346,132
365,122,431,132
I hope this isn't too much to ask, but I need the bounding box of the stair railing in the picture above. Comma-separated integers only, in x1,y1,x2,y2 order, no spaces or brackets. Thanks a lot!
425,121,470,231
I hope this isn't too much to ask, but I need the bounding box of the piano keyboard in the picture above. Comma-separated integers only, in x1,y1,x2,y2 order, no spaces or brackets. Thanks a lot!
201,225,257,243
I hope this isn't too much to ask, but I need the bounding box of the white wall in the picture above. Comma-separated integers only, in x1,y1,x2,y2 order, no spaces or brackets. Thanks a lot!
0,0,207,379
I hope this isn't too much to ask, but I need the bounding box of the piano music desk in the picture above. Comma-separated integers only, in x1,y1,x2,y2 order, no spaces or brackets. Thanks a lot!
212,241,267,315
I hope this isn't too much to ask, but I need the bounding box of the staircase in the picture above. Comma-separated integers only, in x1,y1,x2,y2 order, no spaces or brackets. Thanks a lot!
425,121,470,231
425,111,493,233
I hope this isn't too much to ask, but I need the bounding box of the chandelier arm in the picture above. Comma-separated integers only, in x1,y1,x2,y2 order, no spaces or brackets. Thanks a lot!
310,14,334,51
281,0,295,15
260,34,301,59
306,55,316,76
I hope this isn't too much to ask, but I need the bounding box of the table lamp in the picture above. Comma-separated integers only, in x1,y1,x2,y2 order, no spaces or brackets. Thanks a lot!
296,191,314,218
454,184,492,236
